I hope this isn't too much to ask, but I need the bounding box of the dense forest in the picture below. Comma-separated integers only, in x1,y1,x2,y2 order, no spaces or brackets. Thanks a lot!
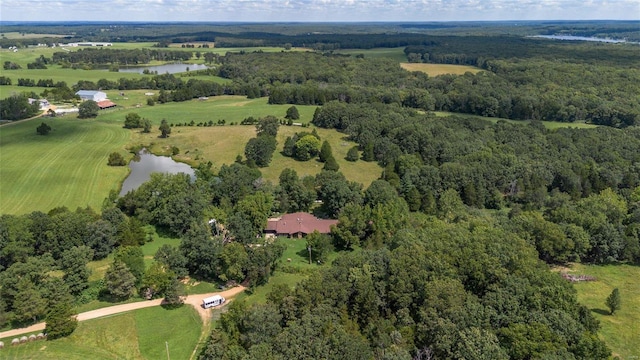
1,21,639,358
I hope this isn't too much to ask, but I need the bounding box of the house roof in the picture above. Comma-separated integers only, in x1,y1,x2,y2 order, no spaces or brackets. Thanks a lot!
266,212,338,235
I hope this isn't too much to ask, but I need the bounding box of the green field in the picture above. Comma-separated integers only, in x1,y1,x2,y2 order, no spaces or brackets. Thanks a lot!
0,117,130,215
570,263,640,359
401,62,482,76
0,305,201,360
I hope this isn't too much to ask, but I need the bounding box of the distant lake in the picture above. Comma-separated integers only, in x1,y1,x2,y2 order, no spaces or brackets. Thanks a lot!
119,150,195,196
531,35,638,44
118,63,209,74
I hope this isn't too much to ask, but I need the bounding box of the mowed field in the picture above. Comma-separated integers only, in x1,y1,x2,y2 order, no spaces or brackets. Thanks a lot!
400,62,482,76
0,305,201,360
1,96,381,215
0,118,130,214
570,263,640,359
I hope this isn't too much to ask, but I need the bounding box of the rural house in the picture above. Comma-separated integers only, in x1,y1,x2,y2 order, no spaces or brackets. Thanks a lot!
265,212,338,238
75,90,107,102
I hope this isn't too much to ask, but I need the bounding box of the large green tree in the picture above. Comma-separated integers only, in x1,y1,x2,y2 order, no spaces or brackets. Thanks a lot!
78,100,99,118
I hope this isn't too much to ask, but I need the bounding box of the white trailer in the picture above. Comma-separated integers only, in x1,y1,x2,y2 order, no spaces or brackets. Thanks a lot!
202,295,225,309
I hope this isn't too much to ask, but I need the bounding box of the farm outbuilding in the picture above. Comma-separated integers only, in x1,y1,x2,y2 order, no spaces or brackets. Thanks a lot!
75,90,107,102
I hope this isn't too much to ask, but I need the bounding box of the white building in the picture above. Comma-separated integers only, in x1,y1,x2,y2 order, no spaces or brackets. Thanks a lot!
75,90,107,102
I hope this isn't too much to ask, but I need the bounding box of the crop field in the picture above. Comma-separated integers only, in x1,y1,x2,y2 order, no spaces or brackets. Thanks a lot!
0,117,130,215
400,62,482,76
570,263,639,359
0,305,201,360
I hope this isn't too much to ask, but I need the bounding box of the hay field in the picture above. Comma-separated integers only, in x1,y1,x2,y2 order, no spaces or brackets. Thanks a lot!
0,118,130,215
400,63,482,76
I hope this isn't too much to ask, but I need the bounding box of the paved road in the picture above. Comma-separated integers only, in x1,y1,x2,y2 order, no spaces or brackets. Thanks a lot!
0,286,245,340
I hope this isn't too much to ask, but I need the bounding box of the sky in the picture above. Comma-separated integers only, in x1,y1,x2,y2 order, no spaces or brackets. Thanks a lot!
1,0,639,22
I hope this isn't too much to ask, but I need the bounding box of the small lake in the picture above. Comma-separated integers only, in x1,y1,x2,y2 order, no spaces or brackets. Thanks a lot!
531,35,638,44
117,63,209,74
119,150,195,196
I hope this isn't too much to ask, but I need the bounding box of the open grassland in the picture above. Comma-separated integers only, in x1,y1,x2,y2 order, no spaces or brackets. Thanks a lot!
401,62,482,76
570,263,639,359
142,123,382,187
100,96,316,125
433,111,598,129
0,95,380,215
1,32,70,39
0,117,130,215
0,305,201,360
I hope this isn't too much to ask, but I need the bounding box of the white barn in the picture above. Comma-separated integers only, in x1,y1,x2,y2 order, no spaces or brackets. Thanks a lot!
76,90,107,102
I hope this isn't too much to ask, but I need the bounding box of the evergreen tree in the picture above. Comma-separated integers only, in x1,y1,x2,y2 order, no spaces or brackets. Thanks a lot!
323,154,340,171
285,106,300,120
104,260,137,300
45,301,78,340
346,146,359,162
36,122,52,135
319,140,333,163
606,288,621,315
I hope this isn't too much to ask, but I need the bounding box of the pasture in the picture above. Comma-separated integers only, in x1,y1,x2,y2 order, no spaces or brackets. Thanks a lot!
0,305,201,360
571,263,640,359
0,117,130,215
400,62,482,76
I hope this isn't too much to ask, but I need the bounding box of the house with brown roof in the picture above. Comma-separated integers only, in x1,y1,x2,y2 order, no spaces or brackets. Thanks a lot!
265,212,338,238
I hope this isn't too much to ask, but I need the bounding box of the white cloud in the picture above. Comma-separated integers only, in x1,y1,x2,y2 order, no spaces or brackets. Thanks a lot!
1,0,638,21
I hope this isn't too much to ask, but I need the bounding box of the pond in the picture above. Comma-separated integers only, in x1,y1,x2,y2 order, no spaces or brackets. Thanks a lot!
119,150,195,196
117,63,209,74
531,35,638,44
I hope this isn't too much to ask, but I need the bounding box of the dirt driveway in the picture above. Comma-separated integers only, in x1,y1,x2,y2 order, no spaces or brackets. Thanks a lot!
0,286,246,340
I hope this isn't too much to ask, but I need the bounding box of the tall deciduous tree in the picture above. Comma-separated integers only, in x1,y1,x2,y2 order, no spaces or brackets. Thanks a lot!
244,135,277,167
60,245,94,296
78,100,99,118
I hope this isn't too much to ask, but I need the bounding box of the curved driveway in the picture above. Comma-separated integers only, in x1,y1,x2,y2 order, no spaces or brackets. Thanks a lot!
0,286,245,340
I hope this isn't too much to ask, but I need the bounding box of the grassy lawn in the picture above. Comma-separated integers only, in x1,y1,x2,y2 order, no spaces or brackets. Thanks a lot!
401,63,482,76
569,263,639,359
0,305,201,360
0,117,130,215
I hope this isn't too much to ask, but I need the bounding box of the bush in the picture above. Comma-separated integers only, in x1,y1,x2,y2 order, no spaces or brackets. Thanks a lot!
36,122,52,135
346,146,359,162
107,152,127,166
